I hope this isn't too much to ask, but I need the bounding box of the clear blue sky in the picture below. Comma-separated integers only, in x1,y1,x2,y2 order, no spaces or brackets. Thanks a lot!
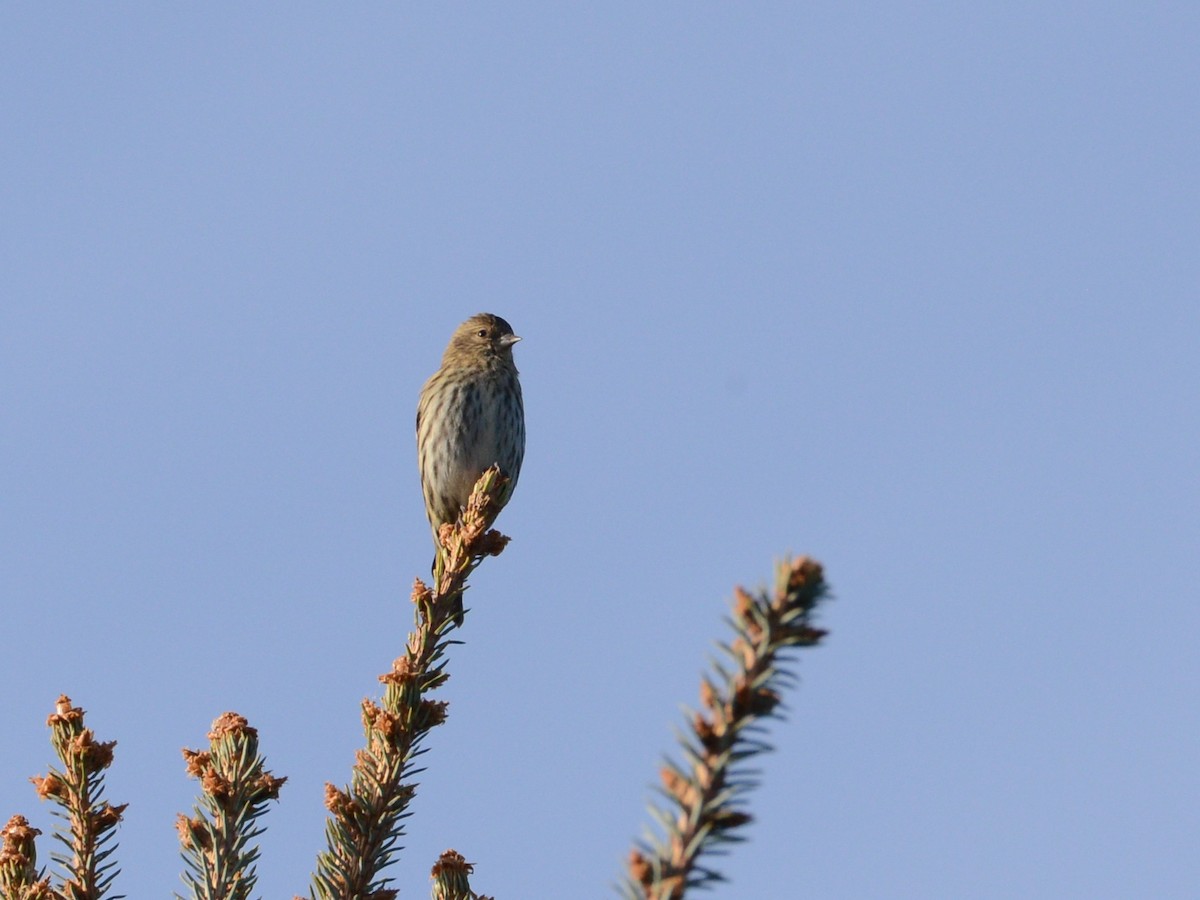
3,5,1197,898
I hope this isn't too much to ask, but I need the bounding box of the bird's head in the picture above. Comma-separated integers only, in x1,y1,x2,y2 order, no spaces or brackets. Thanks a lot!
445,313,522,365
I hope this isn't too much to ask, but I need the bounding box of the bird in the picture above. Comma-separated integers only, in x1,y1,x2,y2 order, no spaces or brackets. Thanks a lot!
416,313,525,625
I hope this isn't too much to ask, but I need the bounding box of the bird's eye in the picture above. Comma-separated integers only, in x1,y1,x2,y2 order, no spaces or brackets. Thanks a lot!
477,329,488,338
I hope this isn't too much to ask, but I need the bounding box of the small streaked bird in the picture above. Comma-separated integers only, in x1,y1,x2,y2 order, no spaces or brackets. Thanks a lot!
416,313,525,624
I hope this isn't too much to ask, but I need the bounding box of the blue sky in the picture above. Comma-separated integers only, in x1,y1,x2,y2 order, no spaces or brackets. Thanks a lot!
2,5,1197,898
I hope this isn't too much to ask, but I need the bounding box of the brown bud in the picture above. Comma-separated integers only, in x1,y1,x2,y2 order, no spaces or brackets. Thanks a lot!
92,803,127,832
430,848,474,878
420,699,449,728
30,774,66,799
209,712,254,742
627,849,653,886
182,748,211,778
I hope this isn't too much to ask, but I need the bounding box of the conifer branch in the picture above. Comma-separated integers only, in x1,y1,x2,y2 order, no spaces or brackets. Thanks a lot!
623,556,829,899
29,695,126,900
0,816,53,900
176,713,286,900
429,850,491,900
308,466,511,900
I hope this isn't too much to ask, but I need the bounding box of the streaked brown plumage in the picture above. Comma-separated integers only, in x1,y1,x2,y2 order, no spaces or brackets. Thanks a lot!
416,313,525,623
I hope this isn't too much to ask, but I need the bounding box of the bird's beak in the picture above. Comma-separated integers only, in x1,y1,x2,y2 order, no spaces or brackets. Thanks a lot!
501,334,522,347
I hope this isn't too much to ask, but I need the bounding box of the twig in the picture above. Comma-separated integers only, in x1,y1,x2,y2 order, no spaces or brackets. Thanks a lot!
308,466,511,900
624,556,830,899
176,713,286,900
30,695,126,900
430,850,492,900
0,815,53,900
